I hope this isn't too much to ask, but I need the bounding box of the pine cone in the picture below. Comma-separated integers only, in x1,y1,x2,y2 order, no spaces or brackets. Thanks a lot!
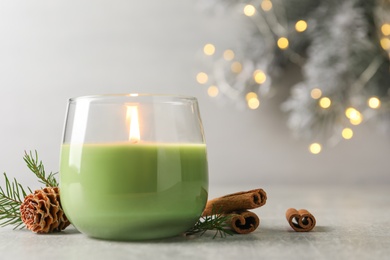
20,187,70,233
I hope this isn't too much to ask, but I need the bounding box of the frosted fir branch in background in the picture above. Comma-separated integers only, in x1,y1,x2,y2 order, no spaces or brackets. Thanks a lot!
283,0,381,140
196,0,390,153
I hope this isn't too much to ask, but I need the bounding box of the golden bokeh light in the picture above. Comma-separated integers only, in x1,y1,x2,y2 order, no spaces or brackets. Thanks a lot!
295,20,308,32
350,116,363,125
196,72,208,84
244,5,256,17
342,128,353,140
277,37,289,49
203,43,215,56
319,97,331,109
345,107,361,119
231,61,243,73
345,107,363,126
381,23,390,36
368,97,381,109
310,88,322,99
223,49,235,61
207,85,219,97
246,92,258,101
345,107,356,119
248,98,260,109
261,0,273,11
309,143,322,154
380,37,390,50
253,70,267,84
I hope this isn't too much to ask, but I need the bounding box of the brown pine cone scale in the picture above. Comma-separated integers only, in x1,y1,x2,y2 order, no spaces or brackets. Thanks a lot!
20,187,70,233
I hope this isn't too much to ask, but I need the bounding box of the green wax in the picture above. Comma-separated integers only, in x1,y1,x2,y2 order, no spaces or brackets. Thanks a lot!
60,143,208,240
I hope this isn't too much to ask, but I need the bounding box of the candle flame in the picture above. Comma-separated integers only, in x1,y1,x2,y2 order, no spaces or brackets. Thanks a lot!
126,105,140,143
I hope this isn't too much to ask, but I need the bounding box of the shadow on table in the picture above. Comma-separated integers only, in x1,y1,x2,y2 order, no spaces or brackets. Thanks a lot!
55,225,333,243
132,225,334,244
262,226,333,233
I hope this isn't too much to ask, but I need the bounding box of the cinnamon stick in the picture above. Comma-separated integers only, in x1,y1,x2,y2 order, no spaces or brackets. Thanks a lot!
286,208,316,232
227,211,260,234
202,189,267,216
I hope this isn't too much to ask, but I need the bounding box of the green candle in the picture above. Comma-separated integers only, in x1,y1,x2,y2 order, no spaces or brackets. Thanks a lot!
60,142,208,240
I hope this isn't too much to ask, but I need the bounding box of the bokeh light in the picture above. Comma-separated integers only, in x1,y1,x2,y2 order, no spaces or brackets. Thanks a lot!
345,107,363,125
319,97,331,108
253,70,267,84
246,92,258,101
261,0,273,11
380,37,390,50
231,62,243,73
248,98,260,109
368,97,381,109
196,72,208,84
277,37,289,49
207,85,219,97
310,88,322,99
342,128,353,139
295,20,308,32
309,143,322,154
203,43,215,56
381,23,390,36
223,49,235,61
244,5,256,17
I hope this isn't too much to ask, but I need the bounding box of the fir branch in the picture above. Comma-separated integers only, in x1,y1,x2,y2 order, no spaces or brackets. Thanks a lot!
186,211,234,238
23,150,58,187
0,173,31,229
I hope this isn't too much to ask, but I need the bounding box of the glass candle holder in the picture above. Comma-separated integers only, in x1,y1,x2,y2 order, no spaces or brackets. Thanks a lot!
59,94,208,240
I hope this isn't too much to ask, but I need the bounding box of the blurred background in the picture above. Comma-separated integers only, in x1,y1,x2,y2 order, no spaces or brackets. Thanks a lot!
0,0,389,188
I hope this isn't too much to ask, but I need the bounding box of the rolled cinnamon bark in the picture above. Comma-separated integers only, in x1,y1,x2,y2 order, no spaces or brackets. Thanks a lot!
227,211,260,234
202,189,267,216
286,208,316,232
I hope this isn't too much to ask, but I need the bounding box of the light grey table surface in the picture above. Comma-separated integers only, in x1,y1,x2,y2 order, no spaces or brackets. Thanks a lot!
0,184,389,260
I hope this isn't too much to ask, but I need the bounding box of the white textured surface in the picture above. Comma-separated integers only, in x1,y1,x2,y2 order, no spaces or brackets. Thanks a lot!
0,184,389,260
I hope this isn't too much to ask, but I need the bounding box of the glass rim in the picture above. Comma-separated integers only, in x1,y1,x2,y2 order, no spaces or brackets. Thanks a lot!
68,93,198,103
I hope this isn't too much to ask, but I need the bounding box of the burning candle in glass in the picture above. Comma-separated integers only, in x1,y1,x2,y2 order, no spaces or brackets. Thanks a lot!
60,94,208,241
